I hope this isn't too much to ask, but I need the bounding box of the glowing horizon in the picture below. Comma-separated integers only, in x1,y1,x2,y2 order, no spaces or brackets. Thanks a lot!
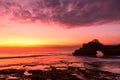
0,0,120,49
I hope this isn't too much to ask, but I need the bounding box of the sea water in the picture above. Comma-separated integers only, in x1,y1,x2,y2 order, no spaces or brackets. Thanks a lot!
0,52,120,73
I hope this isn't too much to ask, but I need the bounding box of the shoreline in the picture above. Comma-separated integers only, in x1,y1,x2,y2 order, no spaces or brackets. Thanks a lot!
0,66,120,80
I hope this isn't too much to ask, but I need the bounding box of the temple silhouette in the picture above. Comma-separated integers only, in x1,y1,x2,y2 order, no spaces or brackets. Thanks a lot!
72,39,120,57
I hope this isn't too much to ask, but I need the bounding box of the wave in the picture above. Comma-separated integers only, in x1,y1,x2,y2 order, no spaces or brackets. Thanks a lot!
0,54,52,59
0,54,71,59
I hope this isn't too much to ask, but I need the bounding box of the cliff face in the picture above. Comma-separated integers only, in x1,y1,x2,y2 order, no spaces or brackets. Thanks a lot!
72,39,120,57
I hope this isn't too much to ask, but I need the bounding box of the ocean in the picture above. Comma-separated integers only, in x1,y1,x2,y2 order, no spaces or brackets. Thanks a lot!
0,52,120,74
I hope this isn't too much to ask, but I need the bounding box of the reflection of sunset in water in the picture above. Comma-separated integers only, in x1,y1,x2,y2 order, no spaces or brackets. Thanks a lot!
0,57,35,66
0,53,119,73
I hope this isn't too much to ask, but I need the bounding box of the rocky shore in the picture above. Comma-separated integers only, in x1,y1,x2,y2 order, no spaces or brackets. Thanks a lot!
0,66,119,80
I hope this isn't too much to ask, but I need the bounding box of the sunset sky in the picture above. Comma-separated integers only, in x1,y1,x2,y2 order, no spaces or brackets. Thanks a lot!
0,0,120,52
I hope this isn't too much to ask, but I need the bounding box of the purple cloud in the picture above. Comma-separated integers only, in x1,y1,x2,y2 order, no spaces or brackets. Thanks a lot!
0,0,120,27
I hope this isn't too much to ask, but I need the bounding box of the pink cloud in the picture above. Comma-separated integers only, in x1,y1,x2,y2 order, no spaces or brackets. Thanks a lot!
0,0,120,27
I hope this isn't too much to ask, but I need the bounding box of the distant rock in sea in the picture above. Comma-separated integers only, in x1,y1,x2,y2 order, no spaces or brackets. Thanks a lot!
72,39,120,57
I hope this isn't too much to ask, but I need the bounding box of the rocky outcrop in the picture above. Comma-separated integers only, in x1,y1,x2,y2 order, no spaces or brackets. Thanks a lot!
72,39,120,57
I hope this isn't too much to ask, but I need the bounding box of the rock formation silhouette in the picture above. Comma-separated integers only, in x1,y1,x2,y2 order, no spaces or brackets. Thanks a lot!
72,39,120,57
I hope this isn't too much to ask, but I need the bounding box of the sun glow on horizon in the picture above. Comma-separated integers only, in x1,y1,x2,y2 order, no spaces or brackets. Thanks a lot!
0,21,119,47
0,37,49,47
0,37,82,47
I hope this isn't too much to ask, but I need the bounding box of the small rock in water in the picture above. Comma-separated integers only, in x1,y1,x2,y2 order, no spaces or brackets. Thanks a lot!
24,70,32,76
6,75,19,80
72,73,86,80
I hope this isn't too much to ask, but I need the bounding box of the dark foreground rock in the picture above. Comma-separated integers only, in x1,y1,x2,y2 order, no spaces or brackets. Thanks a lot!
0,66,119,80
72,39,120,57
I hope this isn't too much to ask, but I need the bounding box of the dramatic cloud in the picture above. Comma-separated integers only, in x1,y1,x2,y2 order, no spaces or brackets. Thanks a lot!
0,0,120,26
